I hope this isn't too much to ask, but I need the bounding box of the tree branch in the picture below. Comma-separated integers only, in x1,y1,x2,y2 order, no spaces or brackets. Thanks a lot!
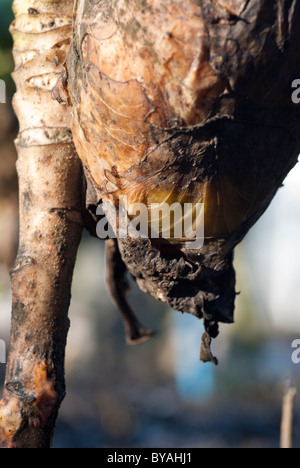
0,0,83,448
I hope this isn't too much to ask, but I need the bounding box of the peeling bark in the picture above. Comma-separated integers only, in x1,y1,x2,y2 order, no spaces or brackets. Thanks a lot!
0,0,83,448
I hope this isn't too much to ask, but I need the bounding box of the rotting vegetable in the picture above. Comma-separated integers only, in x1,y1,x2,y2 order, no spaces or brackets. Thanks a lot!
54,0,300,364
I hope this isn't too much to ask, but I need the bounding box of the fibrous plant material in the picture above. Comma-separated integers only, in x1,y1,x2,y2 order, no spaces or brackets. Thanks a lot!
0,0,83,448
56,0,300,363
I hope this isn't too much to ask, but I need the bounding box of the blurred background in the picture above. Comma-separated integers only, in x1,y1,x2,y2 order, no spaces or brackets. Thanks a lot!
1,0,300,448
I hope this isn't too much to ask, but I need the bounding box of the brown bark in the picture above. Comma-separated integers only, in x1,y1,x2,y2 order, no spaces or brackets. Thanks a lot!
0,0,83,448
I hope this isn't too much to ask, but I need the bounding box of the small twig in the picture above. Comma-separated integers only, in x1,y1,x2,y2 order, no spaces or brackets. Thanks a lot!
105,239,154,345
280,382,297,449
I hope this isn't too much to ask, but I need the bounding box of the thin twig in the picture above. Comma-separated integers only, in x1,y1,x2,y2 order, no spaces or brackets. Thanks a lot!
280,382,297,449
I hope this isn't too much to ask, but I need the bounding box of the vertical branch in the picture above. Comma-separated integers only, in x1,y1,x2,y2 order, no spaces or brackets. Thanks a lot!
280,383,297,449
0,0,83,448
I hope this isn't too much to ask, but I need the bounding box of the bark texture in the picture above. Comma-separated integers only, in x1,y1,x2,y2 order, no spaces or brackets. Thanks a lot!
0,0,83,448
59,0,300,362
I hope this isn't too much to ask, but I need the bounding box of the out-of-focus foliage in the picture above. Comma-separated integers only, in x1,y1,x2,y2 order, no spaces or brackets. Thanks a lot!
0,2,13,45
0,0,18,268
0,1,14,88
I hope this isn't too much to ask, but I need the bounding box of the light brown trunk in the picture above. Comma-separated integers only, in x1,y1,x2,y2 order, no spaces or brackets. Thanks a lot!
0,0,83,448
